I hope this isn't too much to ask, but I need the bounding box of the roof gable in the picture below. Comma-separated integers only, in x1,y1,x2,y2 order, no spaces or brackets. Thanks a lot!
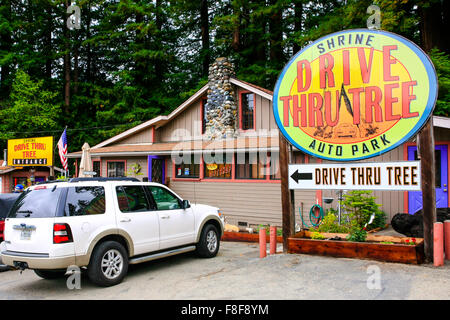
93,79,273,149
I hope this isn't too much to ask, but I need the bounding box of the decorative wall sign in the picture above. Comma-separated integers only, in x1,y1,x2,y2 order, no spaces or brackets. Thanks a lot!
273,29,438,161
7,136,54,166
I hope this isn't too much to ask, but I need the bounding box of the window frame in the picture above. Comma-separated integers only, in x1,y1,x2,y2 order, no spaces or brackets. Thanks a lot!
239,91,256,131
106,160,127,178
235,152,267,180
203,152,233,180
92,159,101,177
173,153,201,179
201,97,208,135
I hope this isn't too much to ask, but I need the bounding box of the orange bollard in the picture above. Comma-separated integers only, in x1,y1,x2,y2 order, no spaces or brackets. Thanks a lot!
444,220,450,261
259,228,267,258
270,226,277,255
434,222,444,267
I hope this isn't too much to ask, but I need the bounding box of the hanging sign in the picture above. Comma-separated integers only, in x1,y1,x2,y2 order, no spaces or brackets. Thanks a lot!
273,29,438,161
7,136,54,166
289,161,421,191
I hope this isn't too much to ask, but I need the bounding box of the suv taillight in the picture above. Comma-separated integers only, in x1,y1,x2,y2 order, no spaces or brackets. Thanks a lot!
53,223,73,244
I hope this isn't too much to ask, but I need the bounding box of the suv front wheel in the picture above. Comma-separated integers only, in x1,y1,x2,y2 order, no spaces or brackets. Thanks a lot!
87,241,129,287
196,224,220,258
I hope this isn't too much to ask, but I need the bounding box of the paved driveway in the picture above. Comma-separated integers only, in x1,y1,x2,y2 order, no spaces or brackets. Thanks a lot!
0,241,449,300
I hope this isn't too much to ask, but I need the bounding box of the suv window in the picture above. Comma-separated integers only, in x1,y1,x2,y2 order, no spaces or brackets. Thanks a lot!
8,186,63,218
65,186,106,216
147,186,181,210
116,186,153,212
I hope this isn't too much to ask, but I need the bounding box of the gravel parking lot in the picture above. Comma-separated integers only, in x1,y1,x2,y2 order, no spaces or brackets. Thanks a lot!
0,241,449,300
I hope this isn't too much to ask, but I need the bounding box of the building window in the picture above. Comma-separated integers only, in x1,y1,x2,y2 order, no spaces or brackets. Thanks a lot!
107,161,125,177
204,152,233,179
175,154,200,178
240,92,254,130
202,98,208,134
235,152,266,180
269,152,281,180
93,160,101,177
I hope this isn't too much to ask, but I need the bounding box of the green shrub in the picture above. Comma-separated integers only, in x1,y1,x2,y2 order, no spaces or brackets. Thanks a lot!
342,190,383,229
311,232,325,240
316,213,351,234
346,228,367,242
367,211,387,230
255,224,282,236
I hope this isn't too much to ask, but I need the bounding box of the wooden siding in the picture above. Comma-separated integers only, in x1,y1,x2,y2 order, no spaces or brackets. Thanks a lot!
114,128,153,145
159,99,203,142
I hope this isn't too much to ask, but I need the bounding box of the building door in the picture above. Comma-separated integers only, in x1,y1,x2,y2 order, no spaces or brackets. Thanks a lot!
408,145,448,214
148,156,165,184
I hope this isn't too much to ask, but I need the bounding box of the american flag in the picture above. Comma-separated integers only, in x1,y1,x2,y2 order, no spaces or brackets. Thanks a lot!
58,128,68,171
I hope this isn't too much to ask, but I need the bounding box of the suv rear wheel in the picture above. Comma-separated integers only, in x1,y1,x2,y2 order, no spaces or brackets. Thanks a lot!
196,224,220,258
87,241,128,287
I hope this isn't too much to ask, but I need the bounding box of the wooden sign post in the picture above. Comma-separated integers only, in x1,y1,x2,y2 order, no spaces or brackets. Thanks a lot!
279,132,294,253
418,118,437,262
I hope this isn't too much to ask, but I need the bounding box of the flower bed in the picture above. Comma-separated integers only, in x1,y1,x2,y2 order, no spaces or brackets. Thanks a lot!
287,231,424,264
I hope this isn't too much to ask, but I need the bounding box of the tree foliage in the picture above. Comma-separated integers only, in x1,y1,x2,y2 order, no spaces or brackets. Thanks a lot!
0,0,448,156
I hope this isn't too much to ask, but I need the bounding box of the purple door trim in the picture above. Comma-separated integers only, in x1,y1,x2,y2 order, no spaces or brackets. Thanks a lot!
407,144,448,214
148,155,165,184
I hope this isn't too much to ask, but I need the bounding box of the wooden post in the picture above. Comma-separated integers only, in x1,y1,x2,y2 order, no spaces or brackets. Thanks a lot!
259,228,267,258
444,220,450,260
418,118,437,263
270,226,277,254
279,132,294,253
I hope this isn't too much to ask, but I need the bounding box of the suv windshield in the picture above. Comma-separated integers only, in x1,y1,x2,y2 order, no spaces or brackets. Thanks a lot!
8,186,62,218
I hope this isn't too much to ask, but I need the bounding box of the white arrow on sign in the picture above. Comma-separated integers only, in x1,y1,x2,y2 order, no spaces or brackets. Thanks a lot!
289,161,421,191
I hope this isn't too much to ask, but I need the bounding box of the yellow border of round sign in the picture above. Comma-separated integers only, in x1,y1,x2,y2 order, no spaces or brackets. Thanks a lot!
273,29,438,161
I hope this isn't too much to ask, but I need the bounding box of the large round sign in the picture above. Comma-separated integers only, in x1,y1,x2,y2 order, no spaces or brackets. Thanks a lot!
273,29,438,161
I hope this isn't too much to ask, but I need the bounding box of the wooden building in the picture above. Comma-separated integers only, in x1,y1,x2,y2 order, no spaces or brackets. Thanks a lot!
67,60,450,228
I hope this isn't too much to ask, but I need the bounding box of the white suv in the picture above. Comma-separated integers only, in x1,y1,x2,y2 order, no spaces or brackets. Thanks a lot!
1,178,224,286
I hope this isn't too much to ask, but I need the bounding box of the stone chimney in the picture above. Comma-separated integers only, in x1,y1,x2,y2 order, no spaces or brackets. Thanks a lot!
204,57,238,140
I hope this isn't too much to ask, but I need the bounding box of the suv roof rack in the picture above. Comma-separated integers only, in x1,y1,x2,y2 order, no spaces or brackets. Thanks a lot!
68,177,140,183
36,179,68,185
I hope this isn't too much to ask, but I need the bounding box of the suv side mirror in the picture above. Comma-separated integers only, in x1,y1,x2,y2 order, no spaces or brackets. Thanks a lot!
182,200,191,209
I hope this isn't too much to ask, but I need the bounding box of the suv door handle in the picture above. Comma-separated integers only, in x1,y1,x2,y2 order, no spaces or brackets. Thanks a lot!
160,215,170,219
120,218,131,223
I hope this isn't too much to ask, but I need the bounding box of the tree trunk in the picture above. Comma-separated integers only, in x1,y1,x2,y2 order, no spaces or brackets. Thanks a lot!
293,0,303,53
44,3,53,79
86,1,92,82
268,0,283,85
232,2,241,52
269,0,282,62
200,0,210,78
63,1,71,113
0,0,12,98
155,0,164,81
73,29,79,95
419,0,445,52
